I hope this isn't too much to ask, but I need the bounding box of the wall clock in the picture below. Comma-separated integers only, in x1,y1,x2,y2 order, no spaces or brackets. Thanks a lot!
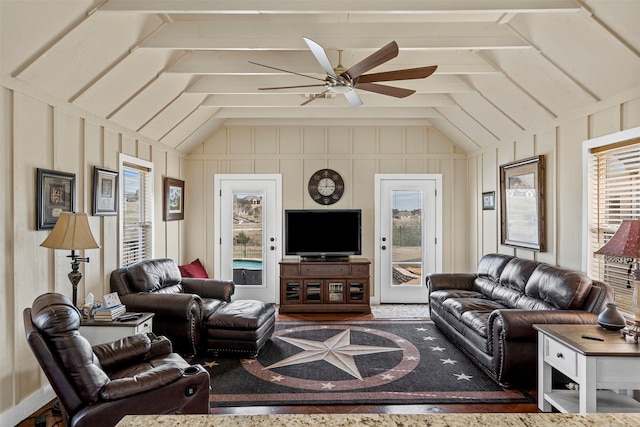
308,169,345,205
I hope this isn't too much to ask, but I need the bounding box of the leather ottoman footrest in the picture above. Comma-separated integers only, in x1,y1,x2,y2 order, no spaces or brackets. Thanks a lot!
204,300,276,356
206,300,275,330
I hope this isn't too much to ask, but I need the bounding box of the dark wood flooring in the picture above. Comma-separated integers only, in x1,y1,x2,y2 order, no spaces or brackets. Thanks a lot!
17,310,539,426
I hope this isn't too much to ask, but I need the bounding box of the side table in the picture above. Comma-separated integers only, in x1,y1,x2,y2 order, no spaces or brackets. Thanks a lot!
534,323,640,414
80,312,154,346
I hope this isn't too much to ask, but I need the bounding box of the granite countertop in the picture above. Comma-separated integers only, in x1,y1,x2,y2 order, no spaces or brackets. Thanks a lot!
116,413,640,427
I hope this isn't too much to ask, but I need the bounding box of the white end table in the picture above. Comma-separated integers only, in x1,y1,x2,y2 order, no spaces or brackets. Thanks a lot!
80,312,154,346
534,323,640,414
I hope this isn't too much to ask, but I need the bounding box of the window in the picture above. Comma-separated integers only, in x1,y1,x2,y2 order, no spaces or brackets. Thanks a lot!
119,155,153,267
587,136,640,316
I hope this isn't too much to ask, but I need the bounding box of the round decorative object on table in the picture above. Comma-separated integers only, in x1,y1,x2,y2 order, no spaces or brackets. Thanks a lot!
308,169,345,205
597,302,627,330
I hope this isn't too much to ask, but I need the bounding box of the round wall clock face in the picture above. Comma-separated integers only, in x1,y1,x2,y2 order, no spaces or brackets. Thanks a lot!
308,169,345,205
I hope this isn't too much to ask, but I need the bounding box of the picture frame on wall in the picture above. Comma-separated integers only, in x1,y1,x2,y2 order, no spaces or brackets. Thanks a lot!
92,166,119,216
164,177,185,221
37,168,76,230
499,155,546,251
482,191,495,210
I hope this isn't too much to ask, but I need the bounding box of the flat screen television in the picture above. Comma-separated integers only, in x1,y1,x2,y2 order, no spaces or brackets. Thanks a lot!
285,209,361,260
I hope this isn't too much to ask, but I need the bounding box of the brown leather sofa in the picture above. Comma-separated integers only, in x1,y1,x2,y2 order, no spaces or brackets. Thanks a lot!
427,253,613,387
24,293,210,427
110,258,276,356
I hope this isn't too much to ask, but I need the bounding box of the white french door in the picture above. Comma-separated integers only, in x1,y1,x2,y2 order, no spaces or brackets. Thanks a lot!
375,174,442,303
214,175,282,303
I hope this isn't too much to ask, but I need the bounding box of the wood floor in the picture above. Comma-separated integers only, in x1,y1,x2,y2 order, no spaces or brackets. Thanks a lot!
17,310,539,426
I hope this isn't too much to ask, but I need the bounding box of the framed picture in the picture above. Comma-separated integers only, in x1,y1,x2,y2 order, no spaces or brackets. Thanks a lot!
482,191,495,210
500,155,546,251
164,177,184,221
37,168,76,230
92,166,119,216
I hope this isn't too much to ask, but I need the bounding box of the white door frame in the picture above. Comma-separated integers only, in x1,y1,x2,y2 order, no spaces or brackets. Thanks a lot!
213,174,282,303
374,174,442,304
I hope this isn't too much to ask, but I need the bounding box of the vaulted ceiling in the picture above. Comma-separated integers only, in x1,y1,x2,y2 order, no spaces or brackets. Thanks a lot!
1,0,638,154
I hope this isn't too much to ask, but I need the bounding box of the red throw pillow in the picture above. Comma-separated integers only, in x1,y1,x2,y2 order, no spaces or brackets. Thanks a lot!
179,259,209,278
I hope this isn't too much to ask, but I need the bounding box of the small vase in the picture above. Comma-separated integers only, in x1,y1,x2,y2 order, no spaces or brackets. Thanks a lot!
598,302,627,330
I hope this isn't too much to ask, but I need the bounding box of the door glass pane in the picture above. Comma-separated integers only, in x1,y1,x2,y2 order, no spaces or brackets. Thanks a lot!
232,192,263,286
391,190,423,286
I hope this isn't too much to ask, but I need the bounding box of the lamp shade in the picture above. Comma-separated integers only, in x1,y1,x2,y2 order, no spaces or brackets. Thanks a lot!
595,219,640,258
40,212,100,250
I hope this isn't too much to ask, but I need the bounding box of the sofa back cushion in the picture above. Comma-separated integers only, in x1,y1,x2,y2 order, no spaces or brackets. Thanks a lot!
474,254,514,296
31,293,109,404
521,264,593,310
489,258,539,308
127,259,182,293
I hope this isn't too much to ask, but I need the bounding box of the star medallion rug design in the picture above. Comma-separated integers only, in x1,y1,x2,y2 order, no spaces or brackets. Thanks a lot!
193,320,534,407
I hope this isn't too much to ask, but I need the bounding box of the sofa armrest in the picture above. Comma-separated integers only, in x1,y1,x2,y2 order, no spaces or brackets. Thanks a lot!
93,334,152,372
427,273,476,292
119,293,203,319
100,365,184,401
147,335,173,358
490,309,599,342
182,278,234,302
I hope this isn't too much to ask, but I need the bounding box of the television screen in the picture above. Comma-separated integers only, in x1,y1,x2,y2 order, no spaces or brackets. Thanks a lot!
285,209,361,258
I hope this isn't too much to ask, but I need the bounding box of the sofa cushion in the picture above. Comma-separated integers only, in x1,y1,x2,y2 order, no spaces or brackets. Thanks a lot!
127,259,182,293
441,297,507,323
523,264,593,310
476,254,513,282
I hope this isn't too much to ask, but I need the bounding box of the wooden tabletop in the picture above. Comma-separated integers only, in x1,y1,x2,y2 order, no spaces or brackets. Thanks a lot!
533,323,640,356
80,312,154,327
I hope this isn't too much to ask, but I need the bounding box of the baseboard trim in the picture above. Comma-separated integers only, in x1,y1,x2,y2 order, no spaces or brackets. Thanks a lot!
0,385,55,427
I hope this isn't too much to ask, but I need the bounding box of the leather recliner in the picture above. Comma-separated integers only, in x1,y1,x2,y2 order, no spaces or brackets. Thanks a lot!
24,293,210,427
110,258,276,356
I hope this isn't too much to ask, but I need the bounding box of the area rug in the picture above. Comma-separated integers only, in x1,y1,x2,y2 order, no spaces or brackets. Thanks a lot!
193,320,534,407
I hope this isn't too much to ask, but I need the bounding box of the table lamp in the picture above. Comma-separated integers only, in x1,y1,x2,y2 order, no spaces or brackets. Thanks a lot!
40,212,100,307
594,219,640,341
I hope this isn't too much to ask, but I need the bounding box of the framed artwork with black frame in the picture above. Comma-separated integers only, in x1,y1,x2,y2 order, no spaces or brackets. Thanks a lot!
482,191,495,210
499,155,546,251
92,166,119,216
164,177,185,221
37,168,76,230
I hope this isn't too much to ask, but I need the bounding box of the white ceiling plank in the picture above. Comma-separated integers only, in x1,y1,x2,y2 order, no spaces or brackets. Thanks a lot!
186,75,471,94
223,118,434,127
210,107,441,119
139,22,529,50
138,93,207,140
99,0,580,15
201,93,456,108
167,51,496,75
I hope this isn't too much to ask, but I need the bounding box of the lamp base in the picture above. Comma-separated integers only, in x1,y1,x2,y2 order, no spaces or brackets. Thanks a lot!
621,320,640,343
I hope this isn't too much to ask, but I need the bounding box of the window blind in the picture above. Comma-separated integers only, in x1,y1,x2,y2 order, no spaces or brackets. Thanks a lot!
588,140,640,316
122,162,153,267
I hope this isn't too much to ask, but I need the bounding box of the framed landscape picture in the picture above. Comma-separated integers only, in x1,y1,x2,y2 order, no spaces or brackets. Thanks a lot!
92,166,119,216
37,168,76,230
164,177,184,221
499,155,546,251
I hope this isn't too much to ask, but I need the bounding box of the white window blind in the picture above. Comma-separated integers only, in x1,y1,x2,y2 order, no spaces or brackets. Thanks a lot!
588,139,640,316
121,161,153,267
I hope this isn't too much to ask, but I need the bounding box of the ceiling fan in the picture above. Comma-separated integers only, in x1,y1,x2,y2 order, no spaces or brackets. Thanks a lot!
250,37,437,107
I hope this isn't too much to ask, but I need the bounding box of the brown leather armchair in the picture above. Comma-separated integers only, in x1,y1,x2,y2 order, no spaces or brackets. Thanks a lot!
110,258,235,355
24,293,210,427
110,259,276,358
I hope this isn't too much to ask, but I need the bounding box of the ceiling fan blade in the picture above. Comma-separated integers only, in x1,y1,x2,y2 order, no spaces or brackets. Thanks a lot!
356,82,416,98
303,37,337,78
344,89,363,107
344,41,399,79
357,66,438,84
249,61,326,82
300,89,331,106
258,84,326,90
